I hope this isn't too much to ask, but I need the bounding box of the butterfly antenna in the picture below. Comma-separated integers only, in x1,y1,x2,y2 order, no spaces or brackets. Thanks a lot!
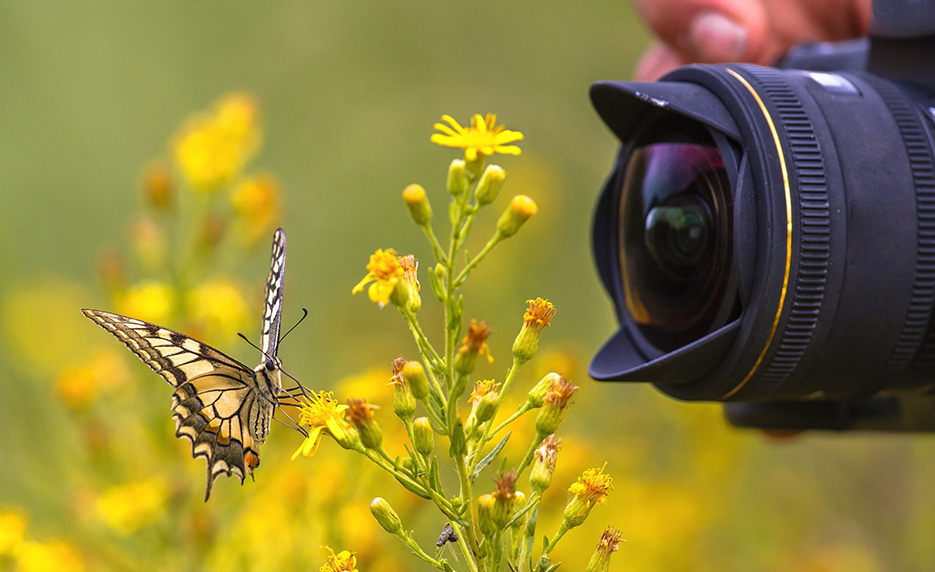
237,332,275,363
278,308,309,346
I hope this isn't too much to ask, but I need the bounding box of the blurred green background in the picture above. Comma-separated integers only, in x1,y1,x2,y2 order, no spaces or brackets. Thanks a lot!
1,2,934,571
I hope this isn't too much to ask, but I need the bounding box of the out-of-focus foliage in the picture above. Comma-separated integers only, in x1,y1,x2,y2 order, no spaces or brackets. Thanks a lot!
2,2,935,571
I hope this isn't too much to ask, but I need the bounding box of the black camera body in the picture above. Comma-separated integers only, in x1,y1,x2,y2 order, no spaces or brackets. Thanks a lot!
590,5,935,431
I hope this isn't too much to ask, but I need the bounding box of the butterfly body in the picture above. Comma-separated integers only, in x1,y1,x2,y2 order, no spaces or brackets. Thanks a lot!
83,228,290,500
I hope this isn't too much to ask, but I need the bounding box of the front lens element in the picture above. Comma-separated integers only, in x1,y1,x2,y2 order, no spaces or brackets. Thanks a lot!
619,141,734,351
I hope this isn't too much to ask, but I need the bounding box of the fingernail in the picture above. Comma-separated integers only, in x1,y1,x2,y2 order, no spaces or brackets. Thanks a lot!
686,11,747,62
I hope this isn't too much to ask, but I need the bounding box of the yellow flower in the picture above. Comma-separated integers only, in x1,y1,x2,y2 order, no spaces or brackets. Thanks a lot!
0,510,27,556
231,173,281,242
172,93,261,191
352,249,404,307
431,114,523,162
513,297,556,363
564,464,614,527
186,279,249,341
292,391,356,460
320,546,358,572
16,541,84,572
94,477,170,535
117,281,174,324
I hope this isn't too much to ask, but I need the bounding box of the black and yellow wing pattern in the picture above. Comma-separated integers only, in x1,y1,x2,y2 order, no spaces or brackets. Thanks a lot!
82,227,289,500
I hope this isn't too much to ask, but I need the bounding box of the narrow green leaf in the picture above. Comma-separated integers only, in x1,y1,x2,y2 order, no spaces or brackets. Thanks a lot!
471,432,511,483
429,456,442,491
396,474,431,499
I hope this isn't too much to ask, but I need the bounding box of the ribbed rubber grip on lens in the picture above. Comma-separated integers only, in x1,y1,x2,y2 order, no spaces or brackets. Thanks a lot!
869,76,935,382
736,65,831,390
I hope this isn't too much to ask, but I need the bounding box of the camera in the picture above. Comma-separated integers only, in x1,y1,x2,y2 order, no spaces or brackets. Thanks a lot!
589,2,935,431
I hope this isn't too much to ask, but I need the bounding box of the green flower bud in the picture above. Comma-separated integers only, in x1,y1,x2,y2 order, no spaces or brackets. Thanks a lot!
511,491,527,532
475,165,506,205
586,528,624,572
496,195,537,238
402,361,430,400
477,494,498,538
454,319,493,377
534,376,578,436
526,372,561,409
447,159,470,197
346,399,382,451
370,497,402,535
530,435,560,495
402,183,432,227
413,416,434,456
491,471,517,528
449,418,467,457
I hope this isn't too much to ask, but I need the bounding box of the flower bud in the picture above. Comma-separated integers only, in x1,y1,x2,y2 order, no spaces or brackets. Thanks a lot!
526,372,561,409
470,380,500,424
447,159,470,197
345,399,382,451
402,183,433,227
142,163,173,210
491,471,517,528
454,320,493,376
391,379,416,422
496,195,537,238
402,361,430,400
397,254,421,314
369,497,402,535
449,418,467,457
412,417,434,456
477,494,497,538
475,165,506,205
530,435,560,494
511,491,527,532
586,527,624,572
534,375,578,436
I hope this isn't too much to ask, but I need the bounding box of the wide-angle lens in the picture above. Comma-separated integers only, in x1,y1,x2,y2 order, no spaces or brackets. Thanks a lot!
619,140,733,351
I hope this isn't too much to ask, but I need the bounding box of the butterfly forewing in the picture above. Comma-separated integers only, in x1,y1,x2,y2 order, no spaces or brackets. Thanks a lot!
261,227,287,359
82,308,272,500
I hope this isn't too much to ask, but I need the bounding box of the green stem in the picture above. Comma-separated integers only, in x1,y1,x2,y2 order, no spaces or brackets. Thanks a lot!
451,521,483,572
514,431,547,480
396,530,448,571
468,359,522,471
453,231,502,288
364,449,460,521
488,403,532,440
518,503,540,572
401,309,445,375
540,522,571,561
422,224,448,265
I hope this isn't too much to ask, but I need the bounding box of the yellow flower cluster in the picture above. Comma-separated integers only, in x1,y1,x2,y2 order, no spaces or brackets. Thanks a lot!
0,509,84,571
94,477,170,535
172,93,261,191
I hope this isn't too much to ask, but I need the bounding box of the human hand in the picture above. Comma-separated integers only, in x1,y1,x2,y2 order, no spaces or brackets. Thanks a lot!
632,0,872,80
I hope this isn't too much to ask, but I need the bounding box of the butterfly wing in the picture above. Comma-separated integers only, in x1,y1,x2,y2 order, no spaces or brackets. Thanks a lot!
261,227,287,360
81,308,272,500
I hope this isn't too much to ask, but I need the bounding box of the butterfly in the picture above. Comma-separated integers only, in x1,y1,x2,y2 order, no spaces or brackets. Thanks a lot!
83,227,296,500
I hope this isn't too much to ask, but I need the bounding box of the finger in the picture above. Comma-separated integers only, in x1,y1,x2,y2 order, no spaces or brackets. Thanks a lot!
630,0,768,63
634,42,686,81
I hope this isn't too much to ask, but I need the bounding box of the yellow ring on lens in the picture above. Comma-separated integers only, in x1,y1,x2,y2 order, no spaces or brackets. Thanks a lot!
721,68,792,399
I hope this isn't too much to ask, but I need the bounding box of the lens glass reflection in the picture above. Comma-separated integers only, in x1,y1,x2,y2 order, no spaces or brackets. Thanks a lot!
619,141,733,351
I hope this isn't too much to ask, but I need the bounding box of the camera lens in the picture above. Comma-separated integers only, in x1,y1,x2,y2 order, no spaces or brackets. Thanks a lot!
619,140,733,352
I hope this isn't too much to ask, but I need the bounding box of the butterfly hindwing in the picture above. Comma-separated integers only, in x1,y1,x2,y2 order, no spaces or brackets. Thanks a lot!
261,227,287,359
81,308,273,500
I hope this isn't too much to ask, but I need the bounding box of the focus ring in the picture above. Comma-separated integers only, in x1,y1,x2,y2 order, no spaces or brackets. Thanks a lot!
867,75,935,383
736,64,832,393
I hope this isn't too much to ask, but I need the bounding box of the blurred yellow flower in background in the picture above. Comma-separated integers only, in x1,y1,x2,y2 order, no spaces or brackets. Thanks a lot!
0,510,27,557
93,477,170,535
232,173,281,243
16,541,84,572
116,280,175,325
172,93,261,191
186,278,250,341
